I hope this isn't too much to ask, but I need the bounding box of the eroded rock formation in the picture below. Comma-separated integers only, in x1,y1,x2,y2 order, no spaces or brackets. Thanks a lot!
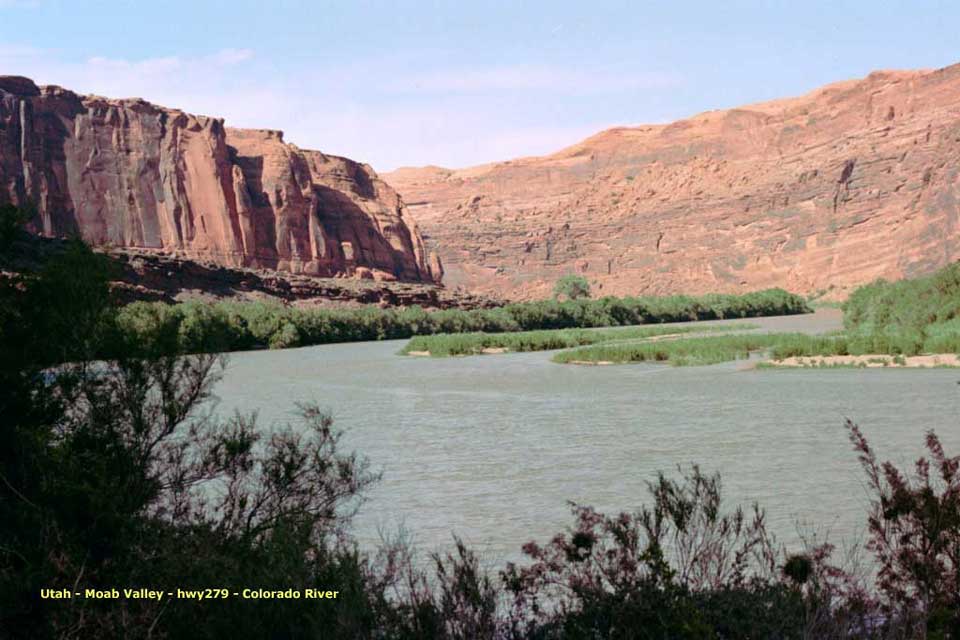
386,64,960,300
0,76,439,283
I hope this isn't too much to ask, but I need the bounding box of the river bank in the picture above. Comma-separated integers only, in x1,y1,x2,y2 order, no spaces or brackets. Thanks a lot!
764,353,960,368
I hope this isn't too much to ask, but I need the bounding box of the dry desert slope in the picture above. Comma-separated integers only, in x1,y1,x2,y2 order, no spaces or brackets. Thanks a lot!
386,64,960,300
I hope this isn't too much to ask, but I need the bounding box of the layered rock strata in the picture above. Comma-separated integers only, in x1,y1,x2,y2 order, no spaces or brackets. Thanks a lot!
386,64,960,299
0,76,439,283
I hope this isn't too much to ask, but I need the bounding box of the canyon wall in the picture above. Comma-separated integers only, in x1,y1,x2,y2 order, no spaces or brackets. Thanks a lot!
0,76,439,283
386,64,960,299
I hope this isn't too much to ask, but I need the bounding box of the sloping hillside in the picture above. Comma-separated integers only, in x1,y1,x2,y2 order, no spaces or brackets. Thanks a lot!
387,64,960,300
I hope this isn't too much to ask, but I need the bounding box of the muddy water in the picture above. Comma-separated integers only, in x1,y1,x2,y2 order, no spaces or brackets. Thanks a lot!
214,310,960,564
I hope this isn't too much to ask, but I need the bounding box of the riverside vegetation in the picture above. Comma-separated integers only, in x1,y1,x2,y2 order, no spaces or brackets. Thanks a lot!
542,264,960,366
393,259,960,368
757,264,960,363
552,332,807,366
399,323,752,357
112,286,808,355
2,236,959,638
551,328,960,368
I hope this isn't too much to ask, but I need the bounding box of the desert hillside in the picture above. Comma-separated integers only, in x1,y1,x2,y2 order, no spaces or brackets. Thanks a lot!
386,64,960,300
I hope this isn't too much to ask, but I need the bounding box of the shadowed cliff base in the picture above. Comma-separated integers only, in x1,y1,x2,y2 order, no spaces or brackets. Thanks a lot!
0,232,491,310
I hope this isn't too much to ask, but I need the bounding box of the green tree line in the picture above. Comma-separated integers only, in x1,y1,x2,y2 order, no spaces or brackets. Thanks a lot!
115,287,809,356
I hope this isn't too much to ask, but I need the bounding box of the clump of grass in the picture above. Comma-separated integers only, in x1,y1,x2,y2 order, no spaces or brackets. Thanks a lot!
766,331,960,359
551,331,944,367
553,333,807,366
400,324,753,357
767,334,850,359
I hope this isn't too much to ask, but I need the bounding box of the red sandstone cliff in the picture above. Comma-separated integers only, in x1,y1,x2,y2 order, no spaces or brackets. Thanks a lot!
0,76,439,283
386,64,960,300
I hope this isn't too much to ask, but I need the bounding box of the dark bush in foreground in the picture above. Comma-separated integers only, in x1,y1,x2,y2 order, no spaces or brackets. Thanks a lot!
501,468,803,638
0,203,33,250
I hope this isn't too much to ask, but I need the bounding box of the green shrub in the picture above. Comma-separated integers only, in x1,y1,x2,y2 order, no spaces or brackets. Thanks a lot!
177,300,236,353
843,262,960,352
269,321,302,349
553,274,592,300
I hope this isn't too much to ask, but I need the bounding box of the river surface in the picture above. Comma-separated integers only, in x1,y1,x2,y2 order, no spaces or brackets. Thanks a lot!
213,309,960,565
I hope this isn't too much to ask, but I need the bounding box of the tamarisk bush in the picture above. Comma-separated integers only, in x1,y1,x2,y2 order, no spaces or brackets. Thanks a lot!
846,419,960,638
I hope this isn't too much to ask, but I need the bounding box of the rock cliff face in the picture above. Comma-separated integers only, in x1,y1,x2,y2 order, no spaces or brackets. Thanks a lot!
0,76,439,283
386,64,960,300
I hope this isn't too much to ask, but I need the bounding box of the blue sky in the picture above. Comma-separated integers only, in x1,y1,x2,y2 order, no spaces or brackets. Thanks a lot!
1,1,957,170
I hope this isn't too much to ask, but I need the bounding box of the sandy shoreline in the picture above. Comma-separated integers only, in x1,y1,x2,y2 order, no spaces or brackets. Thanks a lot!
767,354,960,368
406,346,509,357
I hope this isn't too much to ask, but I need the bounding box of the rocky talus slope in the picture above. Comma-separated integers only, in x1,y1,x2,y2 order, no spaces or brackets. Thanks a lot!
0,234,492,309
0,76,440,284
386,64,960,300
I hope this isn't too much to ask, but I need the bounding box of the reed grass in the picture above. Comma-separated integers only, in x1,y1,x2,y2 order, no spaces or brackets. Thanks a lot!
400,323,753,357
552,333,802,366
